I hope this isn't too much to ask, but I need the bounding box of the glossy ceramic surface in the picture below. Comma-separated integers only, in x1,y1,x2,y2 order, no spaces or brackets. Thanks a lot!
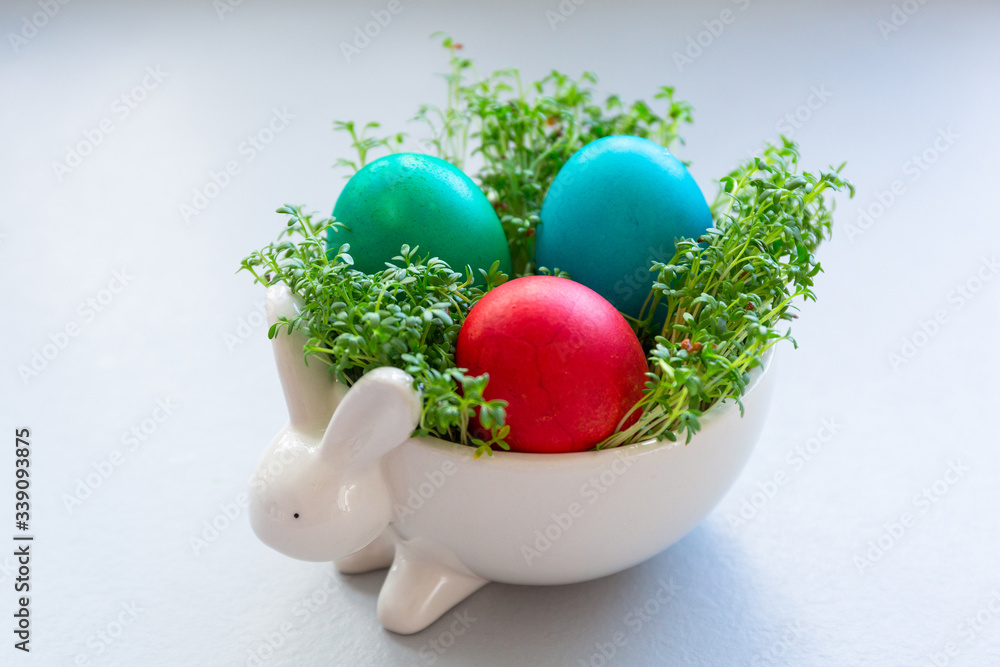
250,284,775,633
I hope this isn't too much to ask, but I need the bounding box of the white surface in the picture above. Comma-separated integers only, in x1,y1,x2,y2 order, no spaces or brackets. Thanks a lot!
3,1,999,665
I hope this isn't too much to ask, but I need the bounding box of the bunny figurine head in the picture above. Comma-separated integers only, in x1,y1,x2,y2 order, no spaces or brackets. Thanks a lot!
248,284,422,562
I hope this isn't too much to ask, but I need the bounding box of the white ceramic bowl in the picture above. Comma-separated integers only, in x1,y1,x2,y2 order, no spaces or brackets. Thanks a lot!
249,284,775,633
386,348,774,587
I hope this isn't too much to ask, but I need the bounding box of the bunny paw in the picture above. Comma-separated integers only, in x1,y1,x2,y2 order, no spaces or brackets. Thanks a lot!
376,540,487,634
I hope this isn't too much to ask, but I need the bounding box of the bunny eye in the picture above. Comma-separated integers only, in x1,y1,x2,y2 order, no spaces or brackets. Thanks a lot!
293,513,300,519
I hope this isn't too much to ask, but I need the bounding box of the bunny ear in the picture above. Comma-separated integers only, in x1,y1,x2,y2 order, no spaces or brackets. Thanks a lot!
318,366,422,471
266,284,344,435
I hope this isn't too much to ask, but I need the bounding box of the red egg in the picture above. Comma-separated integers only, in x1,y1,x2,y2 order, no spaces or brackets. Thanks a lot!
456,276,649,453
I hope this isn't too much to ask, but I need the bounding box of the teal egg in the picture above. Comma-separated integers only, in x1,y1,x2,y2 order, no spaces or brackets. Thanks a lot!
328,153,512,282
535,136,712,318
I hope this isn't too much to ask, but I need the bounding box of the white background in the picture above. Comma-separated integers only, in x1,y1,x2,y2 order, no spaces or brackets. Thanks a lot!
3,0,1000,665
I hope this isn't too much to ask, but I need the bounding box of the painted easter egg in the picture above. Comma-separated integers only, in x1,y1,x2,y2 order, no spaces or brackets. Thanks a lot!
535,135,712,318
456,276,648,454
328,153,512,282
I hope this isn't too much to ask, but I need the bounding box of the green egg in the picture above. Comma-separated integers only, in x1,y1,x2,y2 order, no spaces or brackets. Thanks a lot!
328,153,512,282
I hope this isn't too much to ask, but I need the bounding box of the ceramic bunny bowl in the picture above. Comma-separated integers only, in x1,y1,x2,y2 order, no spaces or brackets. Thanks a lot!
249,284,776,634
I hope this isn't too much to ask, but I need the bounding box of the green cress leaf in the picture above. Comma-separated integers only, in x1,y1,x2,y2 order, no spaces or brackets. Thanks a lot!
240,207,511,455
599,139,853,448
